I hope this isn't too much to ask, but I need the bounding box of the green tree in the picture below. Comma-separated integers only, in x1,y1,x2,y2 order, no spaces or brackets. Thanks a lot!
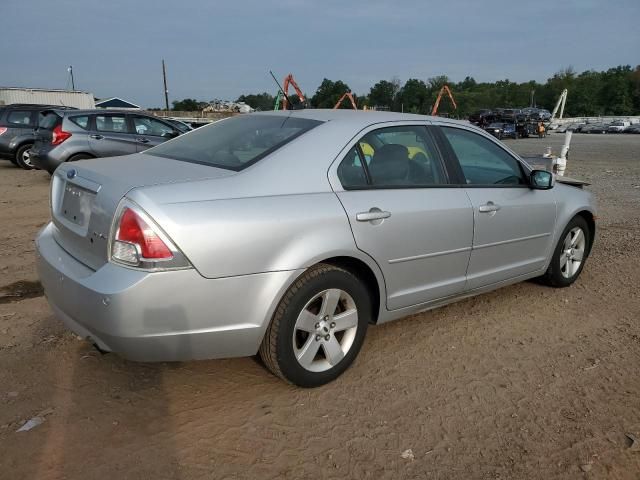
172,98,204,111
236,92,275,111
311,79,352,108
368,80,398,110
397,78,429,113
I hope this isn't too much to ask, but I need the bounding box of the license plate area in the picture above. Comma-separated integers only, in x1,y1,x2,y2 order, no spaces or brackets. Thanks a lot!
60,183,95,228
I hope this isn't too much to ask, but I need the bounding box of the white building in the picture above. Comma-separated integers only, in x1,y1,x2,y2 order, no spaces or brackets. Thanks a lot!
0,87,95,109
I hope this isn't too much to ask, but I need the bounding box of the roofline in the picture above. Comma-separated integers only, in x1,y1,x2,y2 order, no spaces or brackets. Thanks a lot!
0,87,94,95
94,97,141,108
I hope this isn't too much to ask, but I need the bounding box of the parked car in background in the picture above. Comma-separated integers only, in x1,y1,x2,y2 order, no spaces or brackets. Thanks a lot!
164,118,194,133
607,121,630,133
0,104,76,169
35,110,596,387
624,124,640,134
586,123,609,134
31,109,183,173
501,109,522,122
483,122,517,140
468,109,493,125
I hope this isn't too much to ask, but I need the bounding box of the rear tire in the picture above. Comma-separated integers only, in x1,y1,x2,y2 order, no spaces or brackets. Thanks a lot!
540,216,591,288
15,144,35,170
259,263,370,387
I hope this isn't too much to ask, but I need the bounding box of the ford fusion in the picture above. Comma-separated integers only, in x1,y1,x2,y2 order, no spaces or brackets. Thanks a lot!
36,110,596,387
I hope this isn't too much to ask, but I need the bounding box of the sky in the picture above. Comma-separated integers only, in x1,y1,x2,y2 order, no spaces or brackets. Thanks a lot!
3,0,640,108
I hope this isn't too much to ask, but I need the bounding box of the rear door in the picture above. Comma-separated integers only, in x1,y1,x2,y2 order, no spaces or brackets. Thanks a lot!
131,115,178,152
1,109,37,152
88,113,137,157
332,123,474,311
438,125,557,289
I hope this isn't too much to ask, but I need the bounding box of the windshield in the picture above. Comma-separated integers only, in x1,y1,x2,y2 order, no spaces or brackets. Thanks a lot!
147,115,322,171
488,123,503,128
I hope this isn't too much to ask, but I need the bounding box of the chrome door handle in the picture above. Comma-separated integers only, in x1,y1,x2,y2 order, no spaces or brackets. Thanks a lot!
479,202,501,213
90,134,103,140
136,137,150,143
356,209,391,222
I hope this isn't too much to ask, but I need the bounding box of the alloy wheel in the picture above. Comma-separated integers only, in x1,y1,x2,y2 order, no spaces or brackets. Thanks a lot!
560,226,586,278
292,289,358,372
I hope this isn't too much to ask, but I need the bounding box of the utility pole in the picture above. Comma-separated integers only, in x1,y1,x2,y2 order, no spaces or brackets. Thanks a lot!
68,65,75,91
162,59,169,111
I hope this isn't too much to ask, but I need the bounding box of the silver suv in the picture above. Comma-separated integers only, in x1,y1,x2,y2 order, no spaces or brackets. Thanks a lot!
31,109,182,173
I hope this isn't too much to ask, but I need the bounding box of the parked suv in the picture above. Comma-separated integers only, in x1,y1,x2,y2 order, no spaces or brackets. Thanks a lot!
31,109,183,173
0,104,76,169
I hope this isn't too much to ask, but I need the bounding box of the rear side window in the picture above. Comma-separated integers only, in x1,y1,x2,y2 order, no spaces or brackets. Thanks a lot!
69,115,89,129
147,115,322,171
7,111,33,126
337,125,447,188
441,127,525,185
38,111,62,129
95,115,128,133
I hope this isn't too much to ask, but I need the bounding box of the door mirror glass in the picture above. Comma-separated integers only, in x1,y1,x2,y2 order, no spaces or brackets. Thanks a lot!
530,169,554,189
162,130,180,139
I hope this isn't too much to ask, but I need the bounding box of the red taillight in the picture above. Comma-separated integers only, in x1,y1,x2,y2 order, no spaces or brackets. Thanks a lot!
51,125,72,145
0,127,7,136
116,208,173,259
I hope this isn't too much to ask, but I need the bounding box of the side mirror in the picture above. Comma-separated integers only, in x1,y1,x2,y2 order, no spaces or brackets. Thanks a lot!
530,169,554,190
162,130,180,139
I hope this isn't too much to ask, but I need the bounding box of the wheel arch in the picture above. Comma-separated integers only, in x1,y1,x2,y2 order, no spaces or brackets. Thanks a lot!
319,255,383,324
67,152,96,162
575,209,596,257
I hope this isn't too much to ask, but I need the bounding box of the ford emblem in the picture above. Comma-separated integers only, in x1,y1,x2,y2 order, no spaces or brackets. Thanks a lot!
67,169,77,179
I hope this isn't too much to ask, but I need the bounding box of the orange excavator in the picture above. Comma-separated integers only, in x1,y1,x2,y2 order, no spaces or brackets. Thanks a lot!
333,92,358,110
273,73,307,110
430,85,457,116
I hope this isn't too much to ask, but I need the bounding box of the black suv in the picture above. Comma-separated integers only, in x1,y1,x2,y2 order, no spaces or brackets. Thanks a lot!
0,104,76,169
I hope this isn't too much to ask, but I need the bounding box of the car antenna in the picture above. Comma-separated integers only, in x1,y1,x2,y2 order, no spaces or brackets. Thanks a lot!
269,70,292,112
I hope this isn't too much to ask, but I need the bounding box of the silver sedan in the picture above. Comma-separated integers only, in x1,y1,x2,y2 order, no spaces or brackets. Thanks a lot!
35,110,596,387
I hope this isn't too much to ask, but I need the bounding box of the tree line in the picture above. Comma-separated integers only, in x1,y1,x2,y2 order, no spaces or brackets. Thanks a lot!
176,65,640,117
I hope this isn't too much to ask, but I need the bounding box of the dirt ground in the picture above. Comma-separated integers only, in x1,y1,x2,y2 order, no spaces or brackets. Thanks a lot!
1,133,639,480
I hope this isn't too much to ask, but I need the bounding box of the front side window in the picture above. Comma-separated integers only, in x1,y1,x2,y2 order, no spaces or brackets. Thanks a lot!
147,115,322,171
7,111,33,125
95,115,128,133
132,116,175,137
441,127,525,186
337,125,446,188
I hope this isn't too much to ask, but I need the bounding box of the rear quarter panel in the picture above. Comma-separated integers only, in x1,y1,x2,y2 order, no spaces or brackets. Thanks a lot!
129,188,362,279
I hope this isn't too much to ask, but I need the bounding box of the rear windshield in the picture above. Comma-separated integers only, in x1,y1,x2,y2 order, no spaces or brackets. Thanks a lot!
38,111,62,129
146,115,323,171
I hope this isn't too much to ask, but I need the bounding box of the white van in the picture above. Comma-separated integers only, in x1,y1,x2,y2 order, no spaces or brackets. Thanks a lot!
607,120,630,133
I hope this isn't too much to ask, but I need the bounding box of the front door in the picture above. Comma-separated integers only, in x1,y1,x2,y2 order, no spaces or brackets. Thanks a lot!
88,113,138,157
131,115,178,152
439,126,557,289
333,124,474,310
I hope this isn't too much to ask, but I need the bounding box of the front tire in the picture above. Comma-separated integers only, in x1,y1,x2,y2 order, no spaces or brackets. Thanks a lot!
15,144,35,170
259,264,371,387
540,216,591,287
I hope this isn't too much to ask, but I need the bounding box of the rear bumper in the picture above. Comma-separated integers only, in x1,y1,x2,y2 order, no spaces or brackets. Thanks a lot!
35,223,301,362
30,147,67,173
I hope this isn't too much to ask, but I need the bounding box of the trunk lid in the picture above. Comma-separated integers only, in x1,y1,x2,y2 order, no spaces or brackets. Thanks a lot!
50,153,235,270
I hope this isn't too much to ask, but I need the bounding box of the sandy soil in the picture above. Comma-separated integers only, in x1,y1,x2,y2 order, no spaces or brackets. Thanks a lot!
1,133,639,479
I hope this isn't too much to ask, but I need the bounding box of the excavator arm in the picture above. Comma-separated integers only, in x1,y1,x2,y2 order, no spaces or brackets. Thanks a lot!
333,92,358,110
281,74,307,110
431,85,457,116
